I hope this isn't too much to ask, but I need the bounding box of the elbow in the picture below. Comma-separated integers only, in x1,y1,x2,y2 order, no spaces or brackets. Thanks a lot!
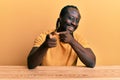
86,58,96,68
27,57,37,69
87,62,96,68
27,63,36,69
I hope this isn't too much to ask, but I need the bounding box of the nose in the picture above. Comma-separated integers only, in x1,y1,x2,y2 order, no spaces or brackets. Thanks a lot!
71,21,77,27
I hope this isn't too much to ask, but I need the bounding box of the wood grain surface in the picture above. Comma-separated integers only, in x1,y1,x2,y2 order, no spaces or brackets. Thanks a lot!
0,66,119,80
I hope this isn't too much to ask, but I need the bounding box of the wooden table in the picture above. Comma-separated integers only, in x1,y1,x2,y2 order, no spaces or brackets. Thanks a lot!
0,66,120,80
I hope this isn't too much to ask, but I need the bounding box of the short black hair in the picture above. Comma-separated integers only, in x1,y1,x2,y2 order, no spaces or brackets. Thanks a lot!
60,5,80,18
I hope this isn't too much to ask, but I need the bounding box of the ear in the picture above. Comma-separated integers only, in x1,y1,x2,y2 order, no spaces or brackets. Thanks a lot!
59,18,61,22
56,18,61,29
57,18,61,22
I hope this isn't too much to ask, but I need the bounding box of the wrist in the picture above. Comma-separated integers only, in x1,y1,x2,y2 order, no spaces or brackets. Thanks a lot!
69,37,75,45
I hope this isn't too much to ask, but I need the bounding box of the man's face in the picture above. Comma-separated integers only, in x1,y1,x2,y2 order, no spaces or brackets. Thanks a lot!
60,8,80,33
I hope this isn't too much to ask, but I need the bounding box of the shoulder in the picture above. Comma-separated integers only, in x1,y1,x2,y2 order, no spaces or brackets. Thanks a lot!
36,28,55,39
33,29,55,47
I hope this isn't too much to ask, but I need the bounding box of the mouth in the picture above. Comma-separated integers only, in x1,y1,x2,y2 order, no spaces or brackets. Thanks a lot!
67,26,74,33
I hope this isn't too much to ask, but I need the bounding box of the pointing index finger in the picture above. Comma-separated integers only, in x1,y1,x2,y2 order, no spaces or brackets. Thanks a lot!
57,31,68,35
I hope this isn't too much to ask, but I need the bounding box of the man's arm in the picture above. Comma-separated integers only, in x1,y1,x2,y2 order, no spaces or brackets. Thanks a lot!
69,38,96,68
27,42,48,69
59,31,96,68
27,33,57,69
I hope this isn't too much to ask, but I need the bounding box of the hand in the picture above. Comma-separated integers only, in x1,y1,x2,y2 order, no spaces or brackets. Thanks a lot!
44,32,57,48
59,31,73,43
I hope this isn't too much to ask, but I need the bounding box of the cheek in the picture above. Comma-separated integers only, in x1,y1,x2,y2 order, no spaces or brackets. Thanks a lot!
66,20,72,25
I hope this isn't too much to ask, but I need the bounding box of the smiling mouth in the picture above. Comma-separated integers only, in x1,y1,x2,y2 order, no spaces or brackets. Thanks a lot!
67,26,74,33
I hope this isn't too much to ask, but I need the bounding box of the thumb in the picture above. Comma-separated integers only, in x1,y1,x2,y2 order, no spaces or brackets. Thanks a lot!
49,32,57,39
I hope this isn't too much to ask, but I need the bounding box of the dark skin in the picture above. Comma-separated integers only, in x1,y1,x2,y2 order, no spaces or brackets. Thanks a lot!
27,7,96,69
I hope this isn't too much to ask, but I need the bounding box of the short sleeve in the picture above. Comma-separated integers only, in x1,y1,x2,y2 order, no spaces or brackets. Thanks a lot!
33,29,54,47
33,33,46,47
74,33,90,48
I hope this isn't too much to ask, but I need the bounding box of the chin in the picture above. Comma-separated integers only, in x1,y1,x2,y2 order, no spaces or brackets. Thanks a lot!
69,30,74,34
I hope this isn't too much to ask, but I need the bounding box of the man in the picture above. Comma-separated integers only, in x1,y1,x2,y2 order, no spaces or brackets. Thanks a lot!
27,5,96,69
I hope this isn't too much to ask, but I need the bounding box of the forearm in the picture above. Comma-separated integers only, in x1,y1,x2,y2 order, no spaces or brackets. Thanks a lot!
27,42,48,69
69,38,96,68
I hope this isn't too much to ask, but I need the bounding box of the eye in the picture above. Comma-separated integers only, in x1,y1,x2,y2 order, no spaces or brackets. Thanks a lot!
68,16,74,20
68,16,79,23
76,19,79,23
